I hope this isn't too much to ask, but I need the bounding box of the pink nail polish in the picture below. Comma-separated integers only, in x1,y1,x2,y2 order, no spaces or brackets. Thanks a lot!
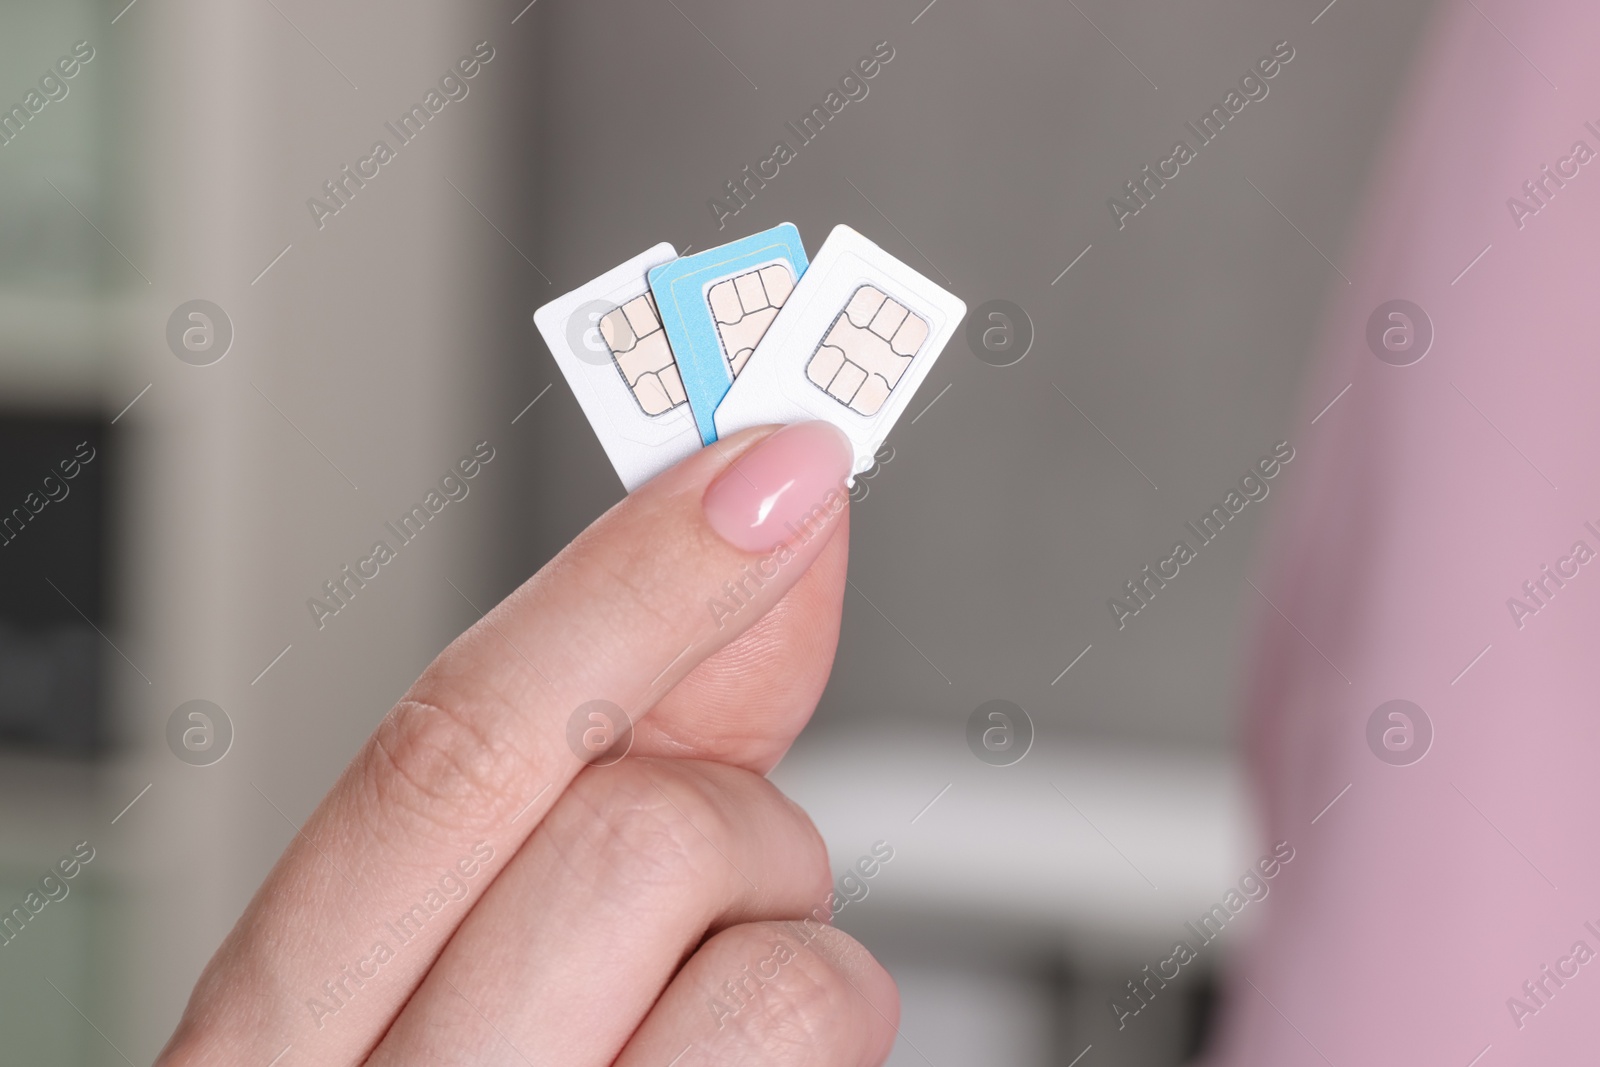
702,422,854,553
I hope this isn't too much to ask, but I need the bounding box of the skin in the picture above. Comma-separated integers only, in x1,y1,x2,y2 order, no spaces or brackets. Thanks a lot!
156,425,899,1067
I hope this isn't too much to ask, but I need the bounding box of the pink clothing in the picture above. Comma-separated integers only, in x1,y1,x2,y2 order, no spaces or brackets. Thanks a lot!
1212,3,1600,1064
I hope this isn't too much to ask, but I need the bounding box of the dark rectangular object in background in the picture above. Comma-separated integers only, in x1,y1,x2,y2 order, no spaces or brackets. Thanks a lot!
0,413,108,754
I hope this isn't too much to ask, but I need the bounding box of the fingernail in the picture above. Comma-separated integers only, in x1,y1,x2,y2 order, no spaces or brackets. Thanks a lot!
703,422,854,553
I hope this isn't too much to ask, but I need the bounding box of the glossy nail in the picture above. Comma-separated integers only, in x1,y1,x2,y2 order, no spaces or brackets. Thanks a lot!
702,422,854,553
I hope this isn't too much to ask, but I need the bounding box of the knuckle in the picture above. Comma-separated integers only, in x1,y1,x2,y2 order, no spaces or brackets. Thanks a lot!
551,759,739,903
702,923,859,1054
363,696,528,834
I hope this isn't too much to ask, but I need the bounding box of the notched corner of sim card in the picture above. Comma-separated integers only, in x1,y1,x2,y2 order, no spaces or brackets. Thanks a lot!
532,242,708,491
644,257,673,292
532,241,678,341
766,220,806,253
716,222,967,478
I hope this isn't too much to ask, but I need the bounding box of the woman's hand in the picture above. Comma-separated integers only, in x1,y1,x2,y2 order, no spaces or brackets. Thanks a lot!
157,421,899,1067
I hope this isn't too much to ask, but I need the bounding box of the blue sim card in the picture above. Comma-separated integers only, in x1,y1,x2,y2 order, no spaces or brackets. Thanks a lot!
647,223,809,445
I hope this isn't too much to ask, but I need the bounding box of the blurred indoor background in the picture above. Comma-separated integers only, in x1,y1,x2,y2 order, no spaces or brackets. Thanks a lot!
0,0,1437,1063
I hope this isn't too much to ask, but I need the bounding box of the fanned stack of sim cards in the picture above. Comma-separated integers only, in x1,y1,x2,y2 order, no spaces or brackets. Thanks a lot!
534,223,965,491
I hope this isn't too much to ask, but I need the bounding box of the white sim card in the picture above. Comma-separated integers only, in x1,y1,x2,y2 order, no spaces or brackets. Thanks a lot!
714,225,965,475
533,243,703,491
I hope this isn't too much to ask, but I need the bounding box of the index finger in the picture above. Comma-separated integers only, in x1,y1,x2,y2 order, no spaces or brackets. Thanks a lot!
158,421,854,1067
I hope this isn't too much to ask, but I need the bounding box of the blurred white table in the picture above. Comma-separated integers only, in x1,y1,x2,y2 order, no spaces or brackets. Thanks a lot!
771,730,1254,959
